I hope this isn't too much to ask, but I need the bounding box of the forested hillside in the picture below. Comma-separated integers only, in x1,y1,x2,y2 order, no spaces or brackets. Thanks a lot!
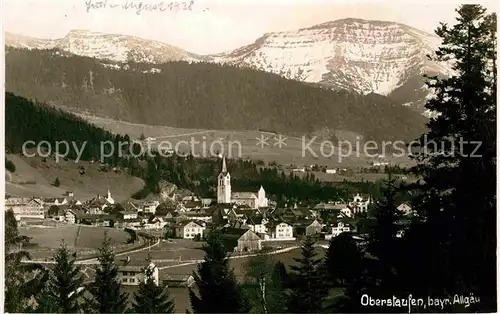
5,47,426,143
5,92,128,163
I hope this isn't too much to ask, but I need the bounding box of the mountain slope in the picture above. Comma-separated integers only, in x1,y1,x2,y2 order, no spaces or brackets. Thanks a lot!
214,18,452,109
5,47,426,143
5,30,206,63
5,17,452,110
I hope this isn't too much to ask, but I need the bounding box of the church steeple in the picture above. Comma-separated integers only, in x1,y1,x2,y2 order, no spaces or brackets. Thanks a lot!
221,156,227,174
217,155,231,204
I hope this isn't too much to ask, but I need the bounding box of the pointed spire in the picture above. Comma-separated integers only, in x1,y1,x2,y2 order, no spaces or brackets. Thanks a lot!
222,155,227,173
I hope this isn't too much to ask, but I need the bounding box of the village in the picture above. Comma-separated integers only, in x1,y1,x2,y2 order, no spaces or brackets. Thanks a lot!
6,157,415,261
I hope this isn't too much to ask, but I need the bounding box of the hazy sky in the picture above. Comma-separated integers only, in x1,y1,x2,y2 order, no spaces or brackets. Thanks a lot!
3,0,497,54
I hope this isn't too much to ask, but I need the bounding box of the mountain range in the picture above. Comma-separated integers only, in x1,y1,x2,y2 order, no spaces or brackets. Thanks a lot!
5,18,452,112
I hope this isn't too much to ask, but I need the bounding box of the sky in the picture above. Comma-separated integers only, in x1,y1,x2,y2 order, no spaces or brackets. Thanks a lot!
2,0,497,54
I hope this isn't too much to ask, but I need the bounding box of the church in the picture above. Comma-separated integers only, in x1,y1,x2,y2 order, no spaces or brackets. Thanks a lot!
217,157,269,209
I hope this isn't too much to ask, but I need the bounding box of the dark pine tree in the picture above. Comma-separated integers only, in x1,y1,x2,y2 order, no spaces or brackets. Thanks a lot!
85,233,129,313
189,231,250,313
45,243,85,313
324,232,363,288
133,264,175,313
367,172,399,292
404,4,496,312
4,209,46,313
286,236,328,313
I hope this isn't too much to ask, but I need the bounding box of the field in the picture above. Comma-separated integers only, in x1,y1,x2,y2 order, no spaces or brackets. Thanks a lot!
5,153,144,201
154,247,326,312
85,116,416,169
19,224,132,259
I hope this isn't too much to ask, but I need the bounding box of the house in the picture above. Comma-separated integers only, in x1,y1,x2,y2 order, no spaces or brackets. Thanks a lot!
339,208,353,218
325,169,337,174
44,197,68,206
118,261,159,286
65,209,85,224
119,211,139,220
305,219,323,236
349,194,371,213
175,221,205,239
5,197,45,220
269,221,295,240
325,222,352,240
220,228,262,253
246,215,268,234
141,200,160,214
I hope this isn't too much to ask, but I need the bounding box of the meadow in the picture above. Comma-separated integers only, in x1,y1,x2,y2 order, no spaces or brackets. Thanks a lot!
85,116,415,169
19,224,132,259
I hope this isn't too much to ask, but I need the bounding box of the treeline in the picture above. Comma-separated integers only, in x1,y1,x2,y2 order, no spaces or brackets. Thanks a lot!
5,47,426,143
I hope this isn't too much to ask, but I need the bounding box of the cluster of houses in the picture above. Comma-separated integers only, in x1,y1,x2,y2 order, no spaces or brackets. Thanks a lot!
6,158,416,258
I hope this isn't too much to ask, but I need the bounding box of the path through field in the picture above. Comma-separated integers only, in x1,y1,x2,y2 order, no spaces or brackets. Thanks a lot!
158,244,329,270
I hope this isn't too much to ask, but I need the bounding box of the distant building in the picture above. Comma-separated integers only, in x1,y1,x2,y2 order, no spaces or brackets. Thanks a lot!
220,228,262,253
349,193,371,213
269,221,295,240
118,261,159,286
174,221,205,239
305,219,323,236
5,197,45,220
325,222,352,240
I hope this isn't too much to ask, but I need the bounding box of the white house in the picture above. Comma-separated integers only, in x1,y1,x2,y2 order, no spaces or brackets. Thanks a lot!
5,197,45,220
246,216,268,234
325,222,351,240
175,221,205,239
270,222,295,240
350,193,371,213
339,208,353,218
118,261,159,286
120,211,139,220
142,201,160,214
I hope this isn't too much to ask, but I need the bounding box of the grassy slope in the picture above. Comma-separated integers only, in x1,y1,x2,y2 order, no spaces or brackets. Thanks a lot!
5,153,144,201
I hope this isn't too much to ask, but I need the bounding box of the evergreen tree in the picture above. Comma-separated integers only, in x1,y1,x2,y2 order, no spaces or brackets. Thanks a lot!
244,254,287,313
286,236,328,313
405,5,496,311
4,209,46,313
367,173,399,291
324,232,363,287
189,231,250,313
54,176,61,187
85,234,129,313
44,243,85,313
133,264,175,313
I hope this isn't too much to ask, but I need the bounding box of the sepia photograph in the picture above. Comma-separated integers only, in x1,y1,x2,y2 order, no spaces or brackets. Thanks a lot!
1,0,497,313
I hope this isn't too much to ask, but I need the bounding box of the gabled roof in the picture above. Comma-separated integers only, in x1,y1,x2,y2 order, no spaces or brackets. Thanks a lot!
178,220,203,228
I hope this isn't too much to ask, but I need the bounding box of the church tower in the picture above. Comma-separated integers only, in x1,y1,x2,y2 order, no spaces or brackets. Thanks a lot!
217,156,231,203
